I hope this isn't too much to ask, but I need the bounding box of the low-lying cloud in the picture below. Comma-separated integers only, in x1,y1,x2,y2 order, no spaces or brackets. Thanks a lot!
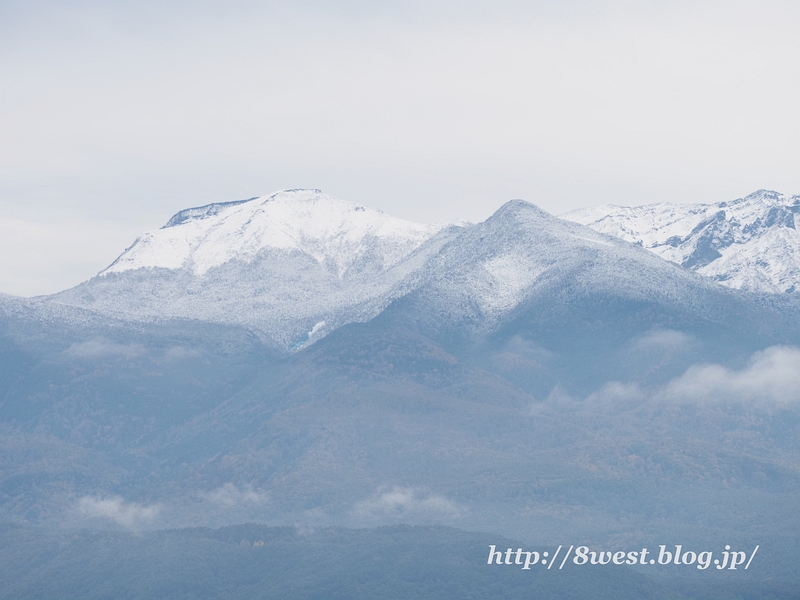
64,338,145,359
78,496,159,527
632,329,692,352
163,345,201,360
662,345,800,405
202,483,268,507
354,486,461,520
580,345,800,408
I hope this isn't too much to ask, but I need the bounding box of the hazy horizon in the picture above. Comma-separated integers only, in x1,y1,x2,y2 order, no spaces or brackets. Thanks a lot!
2,1,800,295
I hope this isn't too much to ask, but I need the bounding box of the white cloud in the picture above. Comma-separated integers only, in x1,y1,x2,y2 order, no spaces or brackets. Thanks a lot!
163,345,201,360
543,385,578,407
632,329,692,352
202,483,268,507
570,345,800,410
64,338,145,358
78,495,159,527
586,381,646,407
354,486,461,519
662,345,800,405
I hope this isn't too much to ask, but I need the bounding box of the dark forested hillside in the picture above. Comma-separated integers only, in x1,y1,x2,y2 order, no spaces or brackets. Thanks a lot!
2,198,800,597
0,524,794,600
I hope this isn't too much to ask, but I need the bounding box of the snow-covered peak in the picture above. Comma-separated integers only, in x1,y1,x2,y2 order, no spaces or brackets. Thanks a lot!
102,189,446,278
562,190,800,294
406,198,722,336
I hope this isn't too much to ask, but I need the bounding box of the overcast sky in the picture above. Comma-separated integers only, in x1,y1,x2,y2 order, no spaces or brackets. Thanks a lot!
2,0,799,296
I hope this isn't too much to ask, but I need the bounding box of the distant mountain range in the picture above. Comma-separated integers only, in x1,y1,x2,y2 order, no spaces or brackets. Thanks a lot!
45,188,800,353
563,189,800,294
2,189,799,596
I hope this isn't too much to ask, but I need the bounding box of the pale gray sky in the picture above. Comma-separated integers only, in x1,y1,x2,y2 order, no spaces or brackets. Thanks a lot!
2,0,799,296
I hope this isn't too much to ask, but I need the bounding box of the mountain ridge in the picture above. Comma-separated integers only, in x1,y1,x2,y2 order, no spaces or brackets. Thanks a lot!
562,189,800,294
101,188,449,278
2,190,800,589
44,189,800,353
50,190,466,351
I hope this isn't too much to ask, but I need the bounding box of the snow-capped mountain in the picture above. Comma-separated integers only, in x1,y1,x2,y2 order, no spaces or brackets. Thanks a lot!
6,187,800,595
103,189,445,278
415,200,726,320
51,189,463,350
562,190,800,294
382,198,797,360
48,187,800,354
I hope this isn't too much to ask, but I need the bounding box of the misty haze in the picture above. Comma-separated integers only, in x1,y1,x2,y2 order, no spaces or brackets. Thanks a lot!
2,2,800,598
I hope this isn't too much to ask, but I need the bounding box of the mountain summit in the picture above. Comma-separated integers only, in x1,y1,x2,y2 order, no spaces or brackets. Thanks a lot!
53,189,462,350
563,189,800,294
48,189,800,353
103,189,445,278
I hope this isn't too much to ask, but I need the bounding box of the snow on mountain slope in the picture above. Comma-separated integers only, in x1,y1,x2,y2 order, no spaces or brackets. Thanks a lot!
48,188,800,354
562,190,800,294
377,200,800,398
405,200,739,331
51,190,462,351
103,189,444,278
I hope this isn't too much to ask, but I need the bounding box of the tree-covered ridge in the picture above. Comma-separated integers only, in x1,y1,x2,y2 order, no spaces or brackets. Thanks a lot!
1,524,794,600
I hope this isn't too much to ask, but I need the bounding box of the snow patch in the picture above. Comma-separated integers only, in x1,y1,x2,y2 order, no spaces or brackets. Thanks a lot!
477,253,543,314
563,190,800,294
